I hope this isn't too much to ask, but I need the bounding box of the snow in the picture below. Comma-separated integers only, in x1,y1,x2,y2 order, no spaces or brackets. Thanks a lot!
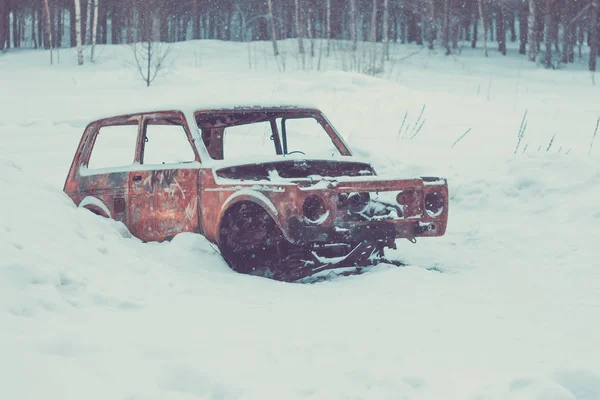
1,40,600,399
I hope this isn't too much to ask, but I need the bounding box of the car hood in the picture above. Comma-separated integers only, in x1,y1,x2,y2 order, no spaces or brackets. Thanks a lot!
214,158,376,182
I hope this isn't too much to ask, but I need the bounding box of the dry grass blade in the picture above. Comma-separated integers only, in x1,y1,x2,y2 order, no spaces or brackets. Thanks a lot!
451,128,472,148
589,117,599,156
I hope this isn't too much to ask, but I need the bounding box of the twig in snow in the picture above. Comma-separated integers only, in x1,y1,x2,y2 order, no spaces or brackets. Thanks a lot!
522,144,529,154
514,109,528,154
546,134,556,152
589,117,599,156
396,110,408,139
451,128,472,148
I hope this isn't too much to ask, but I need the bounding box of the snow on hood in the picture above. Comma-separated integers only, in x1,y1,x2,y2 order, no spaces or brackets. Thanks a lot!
214,157,375,182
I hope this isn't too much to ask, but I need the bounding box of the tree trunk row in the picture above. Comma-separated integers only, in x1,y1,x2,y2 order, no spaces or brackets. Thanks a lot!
0,0,598,72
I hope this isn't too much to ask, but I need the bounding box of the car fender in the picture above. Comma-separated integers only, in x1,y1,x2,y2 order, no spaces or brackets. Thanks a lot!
217,188,292,244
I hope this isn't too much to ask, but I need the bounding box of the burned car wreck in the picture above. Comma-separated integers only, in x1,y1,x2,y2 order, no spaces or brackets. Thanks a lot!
64,106,449,281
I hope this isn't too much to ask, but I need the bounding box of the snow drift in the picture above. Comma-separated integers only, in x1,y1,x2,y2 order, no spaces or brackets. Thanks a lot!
1,40,600,399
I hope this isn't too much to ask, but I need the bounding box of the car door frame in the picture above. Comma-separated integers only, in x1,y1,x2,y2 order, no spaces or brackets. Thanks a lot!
73,114,142,226
128,110,203,242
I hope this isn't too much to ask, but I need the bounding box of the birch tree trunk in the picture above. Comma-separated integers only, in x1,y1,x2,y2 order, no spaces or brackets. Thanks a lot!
509,10,516,42
472,9,478,48
306,2,314,57
561,1,572,64
32,9,37,49
58,5,65,47
590,1,599,73
37,3,43,47
443,0,451,54
477,0,488,56
519,6,527,54
528,0,536,61
74,0,84,65
350,0,357,51
426,0,436,49
192,0,200,39
543,0,552,68
497,4,506,55
90,0,98,61
294,0,304,53
43,0,53,64
267,0,279,56
326,0,331,56
383,0,389,60
85,0,93,45
370,0,377,43
12,8,19,48
0,0,7,51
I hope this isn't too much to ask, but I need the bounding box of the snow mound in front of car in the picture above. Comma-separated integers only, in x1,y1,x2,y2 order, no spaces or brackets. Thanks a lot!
0,158,231,317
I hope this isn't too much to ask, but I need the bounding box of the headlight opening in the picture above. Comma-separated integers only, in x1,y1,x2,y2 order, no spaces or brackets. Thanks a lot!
303,194,329,224
424,191,444,217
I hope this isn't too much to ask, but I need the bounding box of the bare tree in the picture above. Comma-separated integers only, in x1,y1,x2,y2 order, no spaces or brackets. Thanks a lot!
90,0,99,61
306,0,315,57
85,0,93,44
443,0,451,54
382,0,389,59
543,0,552,67
477,0,488,56
74,0,83,65
590,1,599,73
350,0,357,50
192,0,200,39
519,4,528,54
326,0,331,56
266,0,279,56
561,0,575,63
370,0,377,44
294,0,304,53
43,0,53,64
528,0,536,61
497,4,506,55
425,0,436,50
131,40,171,87
0,0,6,51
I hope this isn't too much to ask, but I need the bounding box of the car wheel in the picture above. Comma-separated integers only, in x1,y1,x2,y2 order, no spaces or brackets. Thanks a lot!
219,202,288,279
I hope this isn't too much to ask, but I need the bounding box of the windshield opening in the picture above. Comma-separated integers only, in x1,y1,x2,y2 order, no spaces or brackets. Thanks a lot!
196,111,347,161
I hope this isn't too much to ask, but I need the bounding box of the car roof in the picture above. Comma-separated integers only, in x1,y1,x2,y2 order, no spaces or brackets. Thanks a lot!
89,103,322,125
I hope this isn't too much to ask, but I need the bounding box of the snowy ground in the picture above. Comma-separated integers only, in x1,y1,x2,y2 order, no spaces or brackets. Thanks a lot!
1,40,600,399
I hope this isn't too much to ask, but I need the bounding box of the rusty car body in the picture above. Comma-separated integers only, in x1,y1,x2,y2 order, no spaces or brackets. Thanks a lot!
64,106,449,280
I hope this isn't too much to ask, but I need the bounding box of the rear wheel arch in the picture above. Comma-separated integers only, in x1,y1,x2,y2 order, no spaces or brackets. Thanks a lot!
78,196,111,218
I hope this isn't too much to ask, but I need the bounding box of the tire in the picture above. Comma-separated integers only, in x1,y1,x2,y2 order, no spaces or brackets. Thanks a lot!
219,202,288,279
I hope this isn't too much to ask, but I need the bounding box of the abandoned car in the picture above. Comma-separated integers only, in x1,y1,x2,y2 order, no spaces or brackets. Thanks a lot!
64,106,449,281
